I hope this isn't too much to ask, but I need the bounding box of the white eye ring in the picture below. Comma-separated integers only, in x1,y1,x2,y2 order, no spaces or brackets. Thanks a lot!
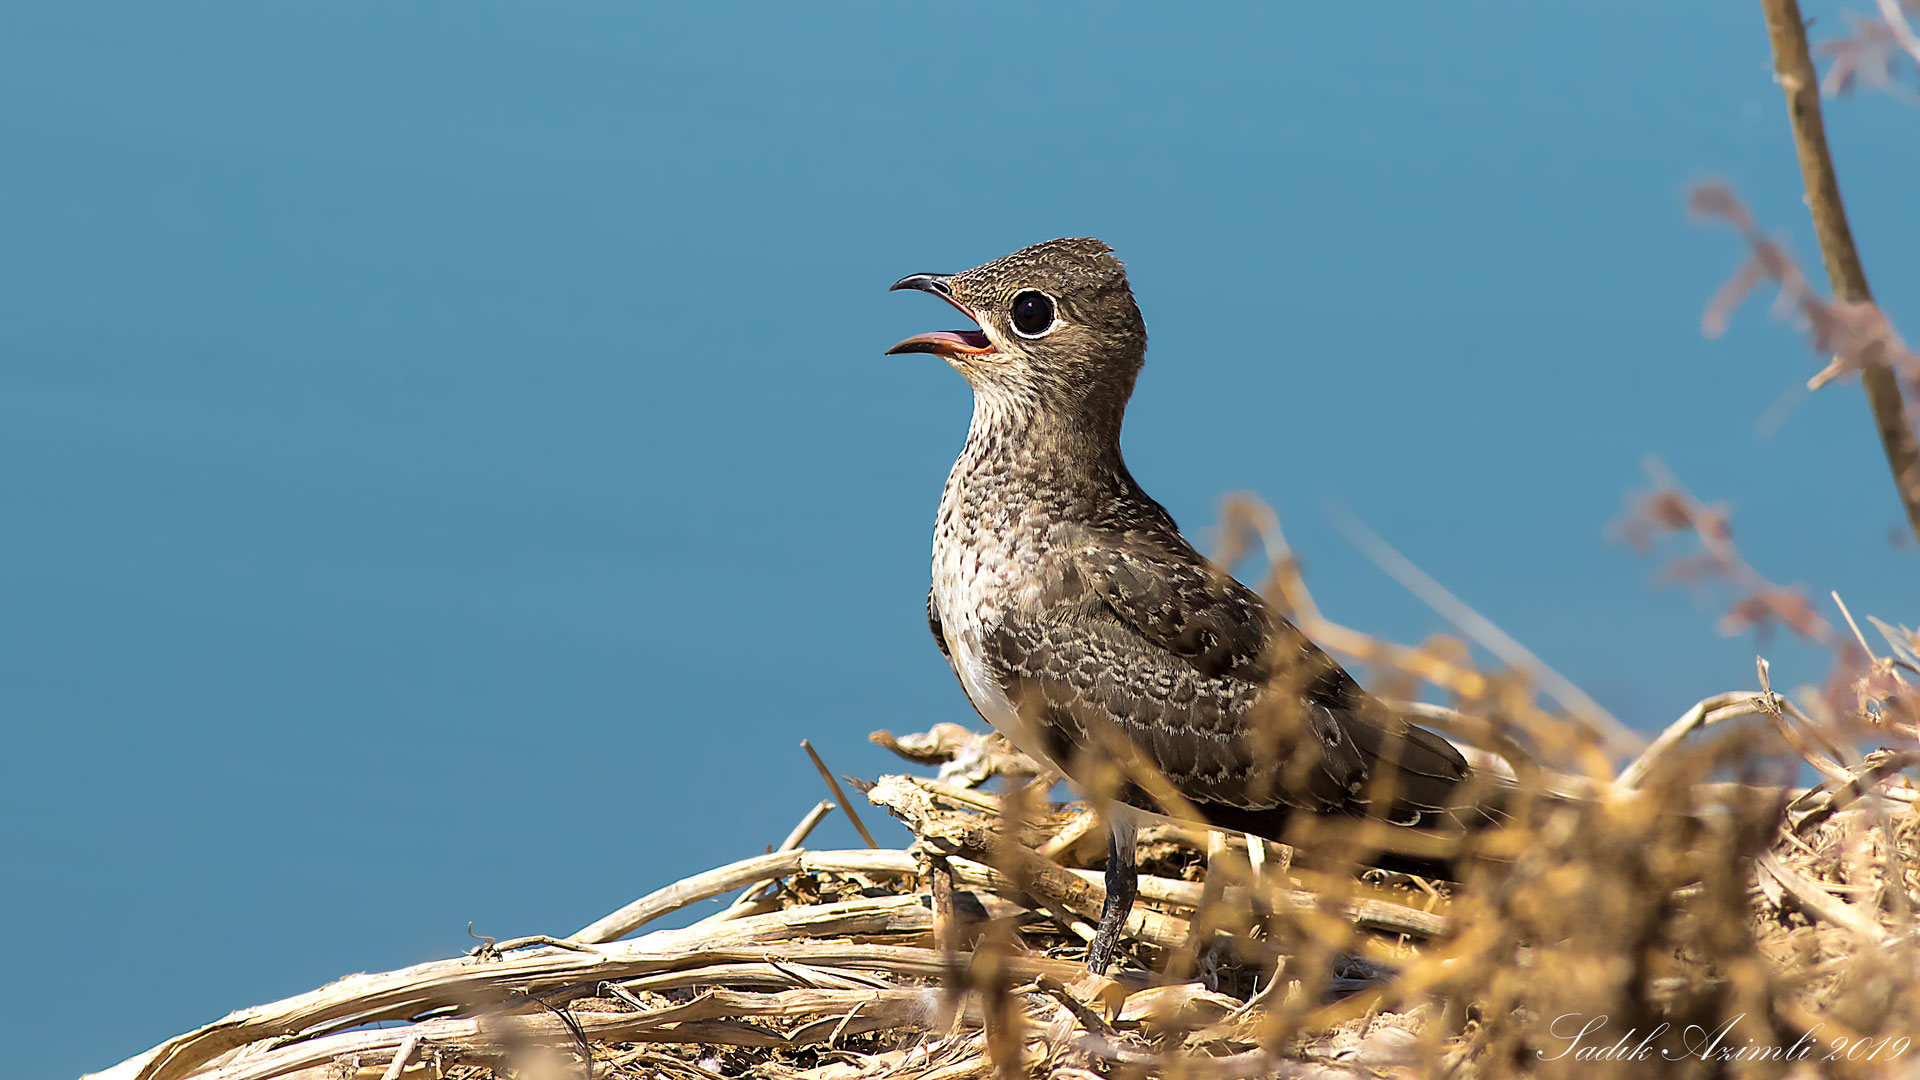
1009,290,1057,338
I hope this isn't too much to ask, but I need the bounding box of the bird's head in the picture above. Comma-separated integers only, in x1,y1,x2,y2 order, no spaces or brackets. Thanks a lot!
888,238,1147,423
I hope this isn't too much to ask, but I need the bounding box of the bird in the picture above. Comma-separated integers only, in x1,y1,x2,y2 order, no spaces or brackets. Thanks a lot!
887,237,1480,973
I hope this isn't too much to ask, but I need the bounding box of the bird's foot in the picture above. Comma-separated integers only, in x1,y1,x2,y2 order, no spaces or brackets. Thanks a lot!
1087,914,1123,974
1087,836,1139,974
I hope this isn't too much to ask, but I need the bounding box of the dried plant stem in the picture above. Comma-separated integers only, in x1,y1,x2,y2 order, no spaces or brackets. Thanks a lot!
100,926,1084,1080
573,849,807,943
1327,503,1641,754
803,738,881,848
866,776,1448,944
705,799,837,923
377,1030,421,1080
1758,850,1890,944
195,988,941,1080
1617,692,1766,788
1759,0,1920,542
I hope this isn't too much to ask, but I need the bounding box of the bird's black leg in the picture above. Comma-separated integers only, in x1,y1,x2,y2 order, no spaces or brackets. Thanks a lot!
1088,809,1138,974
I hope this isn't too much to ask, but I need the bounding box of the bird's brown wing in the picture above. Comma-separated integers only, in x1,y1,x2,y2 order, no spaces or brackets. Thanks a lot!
1066,542,1277,681
987,538,1471,823
984,603,1363,813
1084,540,1472,817
982,539,1378,813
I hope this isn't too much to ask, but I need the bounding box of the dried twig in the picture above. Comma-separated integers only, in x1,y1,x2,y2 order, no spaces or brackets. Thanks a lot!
1758,850,1890,944
1617,691,1768,788
1760,0,1920,541
377,1029,421,1080
803,739,880,849
706,799,838,923
1326,502,1641,755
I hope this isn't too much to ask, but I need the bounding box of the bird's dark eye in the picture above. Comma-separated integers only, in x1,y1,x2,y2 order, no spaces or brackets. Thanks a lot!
1010,291,1055,338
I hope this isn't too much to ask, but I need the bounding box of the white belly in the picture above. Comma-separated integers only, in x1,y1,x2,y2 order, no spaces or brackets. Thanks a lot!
931,513,1061,770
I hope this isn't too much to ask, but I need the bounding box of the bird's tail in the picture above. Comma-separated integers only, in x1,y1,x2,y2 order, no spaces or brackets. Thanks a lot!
1329,714,1514,879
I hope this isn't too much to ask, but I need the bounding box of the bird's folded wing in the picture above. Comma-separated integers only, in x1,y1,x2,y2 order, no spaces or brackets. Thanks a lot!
1068,542,1276,681
984,607,1364,813
1071,541,1374,718
1337,706,1475,815
1029,539,1472,819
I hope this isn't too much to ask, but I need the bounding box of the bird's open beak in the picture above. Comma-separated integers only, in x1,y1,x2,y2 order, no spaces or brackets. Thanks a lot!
886,273,995,357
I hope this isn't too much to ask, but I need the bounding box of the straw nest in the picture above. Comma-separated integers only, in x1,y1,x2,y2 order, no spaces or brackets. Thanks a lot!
84,626,1920,1080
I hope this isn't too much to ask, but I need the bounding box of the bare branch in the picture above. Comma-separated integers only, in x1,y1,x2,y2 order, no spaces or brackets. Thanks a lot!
1759,0,1920,542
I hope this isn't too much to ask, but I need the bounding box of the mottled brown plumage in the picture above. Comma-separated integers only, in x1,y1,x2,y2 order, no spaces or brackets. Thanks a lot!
888,238,1474,971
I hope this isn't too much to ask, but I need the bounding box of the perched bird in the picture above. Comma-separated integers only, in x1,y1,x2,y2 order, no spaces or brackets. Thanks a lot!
888,238,1479,973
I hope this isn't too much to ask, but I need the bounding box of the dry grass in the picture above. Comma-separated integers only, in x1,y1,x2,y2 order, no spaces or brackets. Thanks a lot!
82,519,1920,1079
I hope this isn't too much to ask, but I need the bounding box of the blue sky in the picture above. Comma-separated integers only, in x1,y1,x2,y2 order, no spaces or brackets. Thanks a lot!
6,4,1919,1075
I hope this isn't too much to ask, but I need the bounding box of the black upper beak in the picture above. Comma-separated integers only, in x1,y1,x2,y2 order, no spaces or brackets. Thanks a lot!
889,272,954,297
